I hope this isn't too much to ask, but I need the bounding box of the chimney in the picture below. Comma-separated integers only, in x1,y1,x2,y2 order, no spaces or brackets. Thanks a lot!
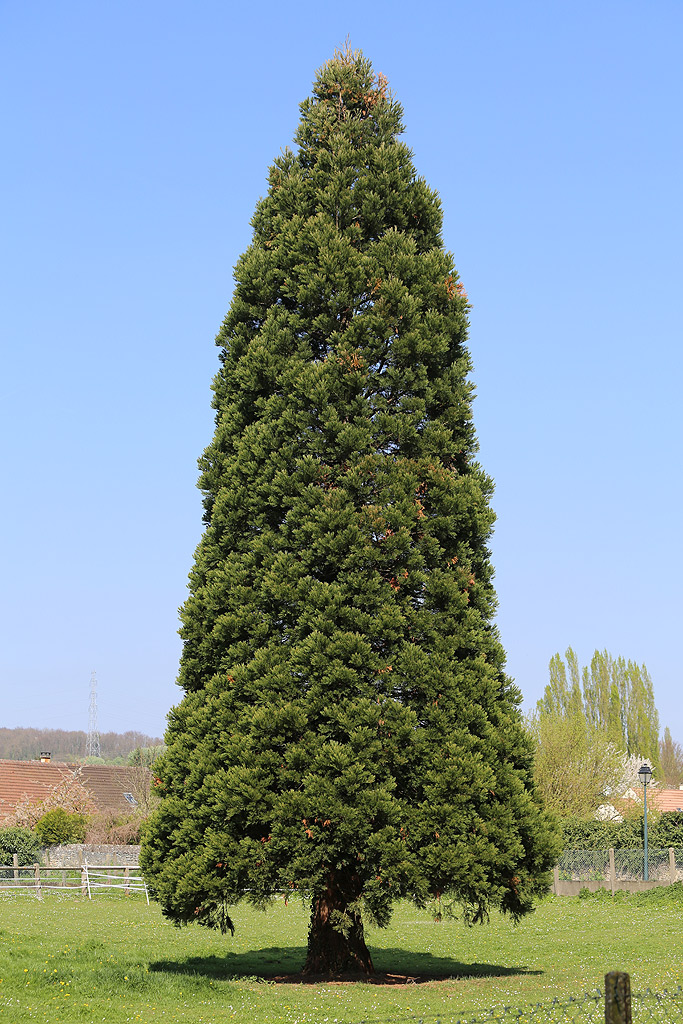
40,751,51,763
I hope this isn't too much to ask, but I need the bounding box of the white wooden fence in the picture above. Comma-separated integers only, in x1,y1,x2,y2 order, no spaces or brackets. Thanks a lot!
0,857,148,902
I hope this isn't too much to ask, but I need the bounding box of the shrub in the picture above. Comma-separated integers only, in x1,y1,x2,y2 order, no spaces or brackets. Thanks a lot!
85,812,141,845
0,825,41,864
34,808,88,845
559,811,683,850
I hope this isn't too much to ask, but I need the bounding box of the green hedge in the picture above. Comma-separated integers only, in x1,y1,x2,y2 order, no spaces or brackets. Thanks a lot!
0,826,42,865
34,809,87,846
561,812,683,849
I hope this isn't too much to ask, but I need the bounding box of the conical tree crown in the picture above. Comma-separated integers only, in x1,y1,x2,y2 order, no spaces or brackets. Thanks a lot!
141,47,558,960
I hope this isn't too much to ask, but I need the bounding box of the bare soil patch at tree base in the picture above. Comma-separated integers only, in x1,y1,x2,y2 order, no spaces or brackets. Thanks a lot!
270,970,449,985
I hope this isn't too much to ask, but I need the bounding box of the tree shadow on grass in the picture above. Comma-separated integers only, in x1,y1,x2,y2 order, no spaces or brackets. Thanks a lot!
149,948,542,985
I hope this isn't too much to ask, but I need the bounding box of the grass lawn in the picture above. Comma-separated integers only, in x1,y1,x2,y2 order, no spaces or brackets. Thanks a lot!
1,889,682,1023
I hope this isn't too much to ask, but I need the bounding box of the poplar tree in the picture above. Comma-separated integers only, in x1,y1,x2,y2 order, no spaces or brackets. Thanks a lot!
140,45,558,975
539,648,660,766
660,728,683,787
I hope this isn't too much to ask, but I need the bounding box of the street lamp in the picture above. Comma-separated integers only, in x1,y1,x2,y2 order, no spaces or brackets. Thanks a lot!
638,763,653,881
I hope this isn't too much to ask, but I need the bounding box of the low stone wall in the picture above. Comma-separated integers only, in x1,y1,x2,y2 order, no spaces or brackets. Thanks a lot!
41,843,141,867
553,877,662,895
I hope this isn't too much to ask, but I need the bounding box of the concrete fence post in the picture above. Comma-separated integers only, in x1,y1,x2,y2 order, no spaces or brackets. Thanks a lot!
670,847,676,884
12,853,19,887
605,971,631,1024
609,848,616,896
553,865,559,894
34,862,42,900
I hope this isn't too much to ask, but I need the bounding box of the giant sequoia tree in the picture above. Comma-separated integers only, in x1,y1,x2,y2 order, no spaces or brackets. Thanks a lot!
140,46,558,975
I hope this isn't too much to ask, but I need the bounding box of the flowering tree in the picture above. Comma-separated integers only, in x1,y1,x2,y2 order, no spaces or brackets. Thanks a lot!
8,770,96,830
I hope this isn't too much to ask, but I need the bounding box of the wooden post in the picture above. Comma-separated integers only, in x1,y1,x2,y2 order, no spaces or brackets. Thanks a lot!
81,867,87,897
61,869,67,890
670,847,676,884
12,853,19,887
605,971,631,1024
34,863,42,900
609,848,616,896
553,865,559,894
124,866,130,897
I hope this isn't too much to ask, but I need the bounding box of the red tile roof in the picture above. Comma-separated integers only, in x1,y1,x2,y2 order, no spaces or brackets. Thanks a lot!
650,787,683,813
79,765,148,815
0,759,149,820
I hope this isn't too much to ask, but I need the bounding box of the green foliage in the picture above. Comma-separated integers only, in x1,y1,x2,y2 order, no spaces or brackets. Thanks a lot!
576,882,683,907
0,825,41,864
128,744,166,767
2,896,683,1021
526,708,626,819
648,811,683,848
660,727,683,787
559,816,639,850
559,811,683,850
631,880,683,906
529,646,663,820
141,46,559,968
34,807,88,845
539,647,660,766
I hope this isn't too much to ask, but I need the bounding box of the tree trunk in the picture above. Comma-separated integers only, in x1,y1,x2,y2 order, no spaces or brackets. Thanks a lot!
302,875,373,975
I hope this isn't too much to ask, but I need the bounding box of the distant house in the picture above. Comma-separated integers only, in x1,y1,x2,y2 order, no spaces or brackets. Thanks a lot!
0,755,149,822
603,785,683,821
649,787,683,813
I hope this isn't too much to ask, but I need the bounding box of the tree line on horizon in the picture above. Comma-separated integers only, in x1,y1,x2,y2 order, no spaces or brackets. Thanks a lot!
0,727,163,764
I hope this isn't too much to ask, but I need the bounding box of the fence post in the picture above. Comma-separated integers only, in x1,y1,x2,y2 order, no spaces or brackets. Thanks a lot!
605,971,631,1024
670,847,676,884
34,862,42,900
553,865,559,894
124,866,130,897
609,848,616,896
12,853,19,887
81,867,87,897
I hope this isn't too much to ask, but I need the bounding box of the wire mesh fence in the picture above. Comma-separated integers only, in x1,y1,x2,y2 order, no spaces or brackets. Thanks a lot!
358,984,683,1023
400,991,604,1022
558,850,611,882
634,987,683,1022
613,848,675,882
558,848,683,883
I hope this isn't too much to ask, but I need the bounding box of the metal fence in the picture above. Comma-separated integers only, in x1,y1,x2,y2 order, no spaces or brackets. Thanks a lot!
451,986,683,1023
558,848,683,883
357,984,683,1023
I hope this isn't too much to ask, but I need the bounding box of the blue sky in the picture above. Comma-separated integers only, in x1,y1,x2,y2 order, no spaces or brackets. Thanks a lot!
2,1,681,745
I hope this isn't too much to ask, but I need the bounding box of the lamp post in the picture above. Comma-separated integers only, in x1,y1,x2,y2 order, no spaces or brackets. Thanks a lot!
638,763,653,881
